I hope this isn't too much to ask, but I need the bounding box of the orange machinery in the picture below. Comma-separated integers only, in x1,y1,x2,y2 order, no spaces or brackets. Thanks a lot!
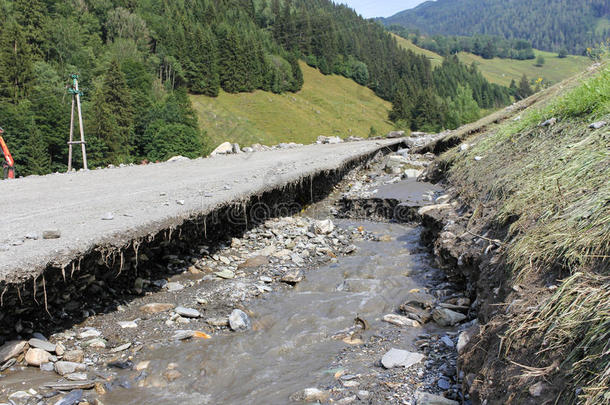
0,127,15,179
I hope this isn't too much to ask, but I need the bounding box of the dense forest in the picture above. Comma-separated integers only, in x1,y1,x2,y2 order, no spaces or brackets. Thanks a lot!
388,26,536,60
0,0,510,177
383,0,610,54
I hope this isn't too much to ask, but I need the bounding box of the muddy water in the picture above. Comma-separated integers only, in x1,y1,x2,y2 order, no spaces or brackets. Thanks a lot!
104,221,442,404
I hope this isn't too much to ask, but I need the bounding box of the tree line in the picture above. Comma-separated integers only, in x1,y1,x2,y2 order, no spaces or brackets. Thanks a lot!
383,0,610,54
0,0,512,177
388,26,537,60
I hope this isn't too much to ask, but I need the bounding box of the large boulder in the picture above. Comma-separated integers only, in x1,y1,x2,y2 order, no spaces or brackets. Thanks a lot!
210,142,233,156
317,136,342,144
387,130,405,138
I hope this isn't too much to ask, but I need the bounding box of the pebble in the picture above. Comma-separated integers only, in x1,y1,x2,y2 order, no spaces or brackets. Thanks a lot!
432,308,466,326
55,389,84,405
166,282,185,292
206,317,229,327
280,270,304,285
85,338,107,348
42,229,61,239
110,343,132,353
440,336,455,348
260,276,273,283
289,388,329,402
40,362,55,372
78,328,101,339
229,309,251,331
414,391,459,405
175,306,201,318
117,320,138,329
25,348,52,366
55,361,86,376
214,269,235,279
382,314,420,327
66,372,89,381
590,120,607,129
140,303,175,313
62,350,85,363
101,212,114,220
172,330,195,340
164,369,182,382
0,340,26,362
437,378,451,390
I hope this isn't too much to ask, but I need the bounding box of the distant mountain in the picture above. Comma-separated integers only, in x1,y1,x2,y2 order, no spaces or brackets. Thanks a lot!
383,0,610,53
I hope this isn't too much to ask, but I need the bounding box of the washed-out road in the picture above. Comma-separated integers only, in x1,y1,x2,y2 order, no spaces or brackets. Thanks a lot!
0,139,402,284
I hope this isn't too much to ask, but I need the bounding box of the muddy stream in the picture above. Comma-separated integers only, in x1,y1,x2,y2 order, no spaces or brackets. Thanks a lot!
1,151,469,405
105,220,444,404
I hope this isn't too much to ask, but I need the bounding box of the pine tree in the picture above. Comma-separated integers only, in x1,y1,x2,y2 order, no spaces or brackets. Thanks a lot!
90,59,134,164
14,0,46,56
0,20,34,101
516,74,533,100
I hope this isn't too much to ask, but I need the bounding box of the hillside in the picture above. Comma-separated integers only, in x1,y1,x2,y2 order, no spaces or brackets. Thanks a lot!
426,61,609,404
392,35,591,87
0,0,507,178
191,62,394,148
384,0,610,53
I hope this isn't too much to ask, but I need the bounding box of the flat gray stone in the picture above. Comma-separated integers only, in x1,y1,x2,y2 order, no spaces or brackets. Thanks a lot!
175,306,201,318
54,361,86,376
414,391,459,405
28,338,57,353
0,340,26,362
381,348,424,369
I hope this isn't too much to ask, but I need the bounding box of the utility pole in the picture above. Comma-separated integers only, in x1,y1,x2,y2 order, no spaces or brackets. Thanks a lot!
67,74,88,171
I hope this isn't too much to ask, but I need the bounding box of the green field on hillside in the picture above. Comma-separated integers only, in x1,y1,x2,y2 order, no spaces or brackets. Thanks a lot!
191,62,394,149
393,35,592,87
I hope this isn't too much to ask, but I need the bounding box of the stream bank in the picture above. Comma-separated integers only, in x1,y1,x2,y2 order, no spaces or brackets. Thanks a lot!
1,141,477,405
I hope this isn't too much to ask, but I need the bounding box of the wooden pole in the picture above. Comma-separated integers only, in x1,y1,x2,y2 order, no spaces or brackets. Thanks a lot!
68,96,75,172
74,78,88,170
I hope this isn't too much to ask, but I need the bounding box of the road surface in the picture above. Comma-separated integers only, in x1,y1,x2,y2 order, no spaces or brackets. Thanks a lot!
0,139,402,284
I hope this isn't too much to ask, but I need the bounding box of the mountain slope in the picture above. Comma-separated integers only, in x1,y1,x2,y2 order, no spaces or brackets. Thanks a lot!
191,62,393,148
392,34,592,87
384,0,610,53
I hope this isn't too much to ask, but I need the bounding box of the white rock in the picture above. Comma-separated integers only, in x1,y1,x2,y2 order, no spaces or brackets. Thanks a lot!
432,308,467,326
381,348,424,369
457,331,470,353
25,348,52,366
117,320,138,329
175,306,201,318
167,155,190,162
229,309,251,331
28,338,56,353
313,219,335,235
290,388,330,402
382,314,420,328
55,361,86,376
414,391,459,405
210,142,233,156
404,169,423,179
77,328,101,339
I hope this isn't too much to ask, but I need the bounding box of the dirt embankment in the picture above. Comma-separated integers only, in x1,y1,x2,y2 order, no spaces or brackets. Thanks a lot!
418,62,609,405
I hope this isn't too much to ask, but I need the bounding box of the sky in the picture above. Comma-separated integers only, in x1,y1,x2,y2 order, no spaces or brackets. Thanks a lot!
336,0,428,18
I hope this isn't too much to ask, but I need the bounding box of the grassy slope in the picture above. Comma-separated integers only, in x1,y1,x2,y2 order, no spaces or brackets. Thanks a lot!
392,35,591,86
440,63,609,404
191,62,394,149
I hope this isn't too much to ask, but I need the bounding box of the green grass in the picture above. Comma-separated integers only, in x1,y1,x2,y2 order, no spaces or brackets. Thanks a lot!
441,63,609,405
393,36,592,87
191,62,395,149
457,50,592,87
391,33,443,67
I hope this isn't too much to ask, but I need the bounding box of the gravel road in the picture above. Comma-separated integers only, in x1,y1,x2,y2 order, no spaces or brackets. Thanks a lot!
0,139,402,284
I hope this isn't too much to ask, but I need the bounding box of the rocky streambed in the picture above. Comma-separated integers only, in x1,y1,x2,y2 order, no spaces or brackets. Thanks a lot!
0,144,478,405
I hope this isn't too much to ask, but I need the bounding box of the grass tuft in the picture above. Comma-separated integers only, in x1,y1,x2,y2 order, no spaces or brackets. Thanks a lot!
441,63,609,403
